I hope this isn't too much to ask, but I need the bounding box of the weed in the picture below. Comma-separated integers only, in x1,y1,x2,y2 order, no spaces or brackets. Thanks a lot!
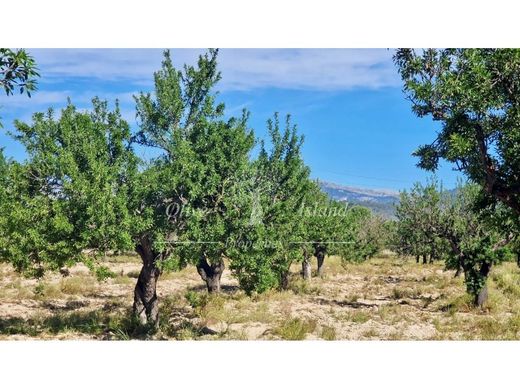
274,317,317,340
320,325,336,340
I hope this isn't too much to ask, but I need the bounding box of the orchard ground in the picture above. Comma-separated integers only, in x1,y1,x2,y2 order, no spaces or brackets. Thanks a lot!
1,254,520,340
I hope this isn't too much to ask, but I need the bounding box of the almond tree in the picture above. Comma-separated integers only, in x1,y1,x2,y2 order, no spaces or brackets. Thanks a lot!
299,183,351,278
0,99,136,280
394,49,520,216
439,184,512,306
0,48,39,127
230,114,313,293
395,179,448,263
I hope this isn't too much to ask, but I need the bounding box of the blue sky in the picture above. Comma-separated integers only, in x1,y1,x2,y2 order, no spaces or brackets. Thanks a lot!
0,49,461,192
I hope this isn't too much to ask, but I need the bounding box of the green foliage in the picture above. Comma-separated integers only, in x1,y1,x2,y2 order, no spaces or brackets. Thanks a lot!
394,177,449,262
394,178,512,304
0,99,136,275
0,49,39,97
441,184,511,301
0,49,39,128
229,114,313,293
300,182,350,261
274,317,316,340
338,205,387,262
131,49,256,277
394,49,520,215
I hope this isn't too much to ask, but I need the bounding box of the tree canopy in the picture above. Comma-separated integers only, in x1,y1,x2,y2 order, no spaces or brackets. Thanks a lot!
394,49,520,215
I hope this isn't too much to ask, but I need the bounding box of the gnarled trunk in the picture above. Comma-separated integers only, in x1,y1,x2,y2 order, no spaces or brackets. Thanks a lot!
197,256,224,294
316,249,326,277
302,251,312,280
133,237,161,327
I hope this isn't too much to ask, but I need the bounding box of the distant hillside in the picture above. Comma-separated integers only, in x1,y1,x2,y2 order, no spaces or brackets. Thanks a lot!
319,180,399,219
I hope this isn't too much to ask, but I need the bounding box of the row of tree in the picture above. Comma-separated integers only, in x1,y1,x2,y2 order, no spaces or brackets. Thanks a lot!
0,50,385,328
392,49,520,307
393,179,519,306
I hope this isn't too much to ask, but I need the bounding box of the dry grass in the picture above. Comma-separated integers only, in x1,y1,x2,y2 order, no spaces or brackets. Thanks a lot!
2,254,520,340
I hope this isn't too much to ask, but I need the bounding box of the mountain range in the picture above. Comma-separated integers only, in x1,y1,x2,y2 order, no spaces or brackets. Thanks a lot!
319,180,399,219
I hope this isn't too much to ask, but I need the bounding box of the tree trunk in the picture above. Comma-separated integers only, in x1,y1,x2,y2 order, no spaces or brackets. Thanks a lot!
474,262,491,307
517,251,520,269
133,237,161,328
197,256,224,294
454,265,462,278
302,253,312,280
415,255,420,264
280,269,290,290
422,253,427,264
316,250,325,277
475,285,489,307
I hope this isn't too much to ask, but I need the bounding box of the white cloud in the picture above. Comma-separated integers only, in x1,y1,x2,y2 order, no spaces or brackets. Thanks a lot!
28,48,399,91
0,89,137,110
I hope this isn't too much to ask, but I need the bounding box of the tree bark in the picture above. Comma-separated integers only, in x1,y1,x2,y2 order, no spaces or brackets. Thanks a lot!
474,262,491,307
454,264,462,278
280,269,290,290
316,249,326,277
475,285,489,307
415,254,420,264
422,253,428,264
133,237,162,328
517,251,520,269
302,252,312,280
197,255,224,294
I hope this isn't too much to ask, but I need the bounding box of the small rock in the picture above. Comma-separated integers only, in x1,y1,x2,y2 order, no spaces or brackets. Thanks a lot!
201,320,227,334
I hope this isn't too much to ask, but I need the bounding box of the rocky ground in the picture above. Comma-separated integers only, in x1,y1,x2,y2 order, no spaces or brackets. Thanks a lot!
1,254,520,340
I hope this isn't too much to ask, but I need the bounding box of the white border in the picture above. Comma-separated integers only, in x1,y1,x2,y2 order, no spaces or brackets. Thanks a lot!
2,0,520,48
2,1,520,388
0,341,517,389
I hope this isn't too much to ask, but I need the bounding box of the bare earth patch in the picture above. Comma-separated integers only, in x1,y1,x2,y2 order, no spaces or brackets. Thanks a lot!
1,255,520,340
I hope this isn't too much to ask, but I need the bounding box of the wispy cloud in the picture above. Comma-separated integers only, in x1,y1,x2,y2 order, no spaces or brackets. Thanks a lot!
27,49,399,91
0,89,137,109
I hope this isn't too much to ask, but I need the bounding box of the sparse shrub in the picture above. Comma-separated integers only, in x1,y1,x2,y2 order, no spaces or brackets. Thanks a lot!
275,317,316,340
185,290,205,308
320,325,336,340
349,311,370,324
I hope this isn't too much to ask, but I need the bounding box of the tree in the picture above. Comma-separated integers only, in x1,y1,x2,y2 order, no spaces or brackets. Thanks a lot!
299,183,351,278
229,114,312,293
337,206,386,263
0,49,39,97
131,48,250,316
0,49,39,127
394,49,520,216
394,179,448,263
171,112,255,293
439,184,512,306
0,100,136,280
